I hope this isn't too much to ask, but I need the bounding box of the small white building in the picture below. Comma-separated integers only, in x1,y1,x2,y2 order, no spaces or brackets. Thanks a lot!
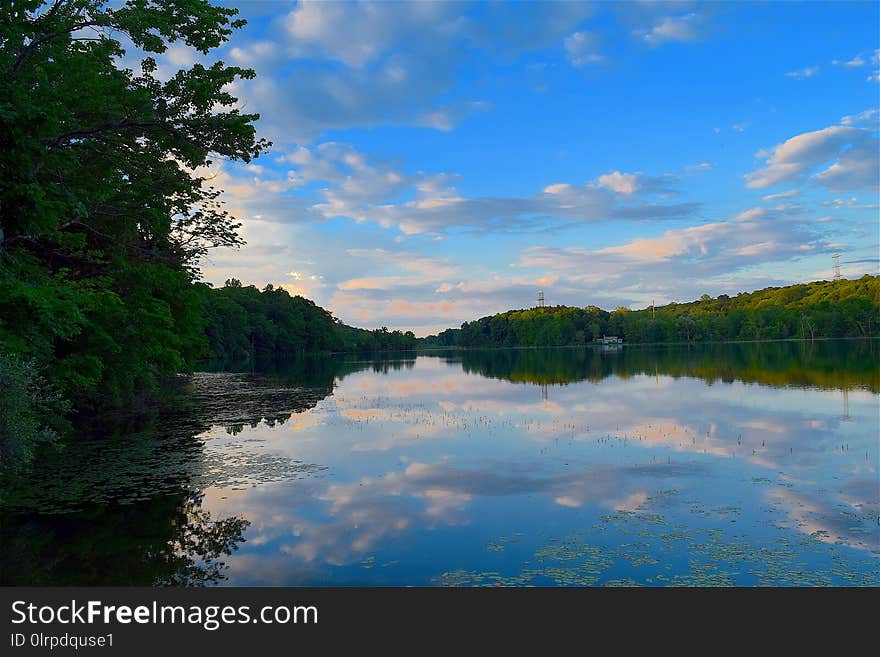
599,335,623,345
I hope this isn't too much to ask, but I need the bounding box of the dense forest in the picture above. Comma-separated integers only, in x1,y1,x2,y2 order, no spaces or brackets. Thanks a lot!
202,279,416,370
422,275,880,348
0,0,275,461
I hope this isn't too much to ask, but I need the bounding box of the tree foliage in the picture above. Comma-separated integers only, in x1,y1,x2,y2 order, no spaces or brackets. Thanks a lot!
0,0,267,410
425,276,880,348
0,352,70,467
441,339,879,393
202,280,417,369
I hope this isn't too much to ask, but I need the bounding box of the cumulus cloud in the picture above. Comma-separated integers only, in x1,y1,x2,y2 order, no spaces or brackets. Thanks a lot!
594,171,679,196
238,55,473,143
228,40,282,68
811,139,880,190
261,142,699,235
219,2,481,141
595,171,641,195
745,124,878,190
636,12,704,46
514,205,823,305
282,0,458,68
220,1,716,141
222,1,601,141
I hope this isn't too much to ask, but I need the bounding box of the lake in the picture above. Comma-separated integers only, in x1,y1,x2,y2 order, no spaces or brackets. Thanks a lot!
1,340,878,586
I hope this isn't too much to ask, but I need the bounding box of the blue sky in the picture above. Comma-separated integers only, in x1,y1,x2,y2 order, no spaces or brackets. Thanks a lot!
152,1,879,335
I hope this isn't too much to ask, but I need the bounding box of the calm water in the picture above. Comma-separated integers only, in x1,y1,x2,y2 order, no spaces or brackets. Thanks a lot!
2,340,878,586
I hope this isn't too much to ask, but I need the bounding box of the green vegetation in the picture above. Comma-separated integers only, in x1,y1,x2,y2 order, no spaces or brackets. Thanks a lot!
430,339,879,392
202,279,417,370
0,353,70,466
1,0,266,439
424,276,880,348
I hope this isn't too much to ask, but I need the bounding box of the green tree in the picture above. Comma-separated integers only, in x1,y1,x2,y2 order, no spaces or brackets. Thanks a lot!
1,1,268,409
427,275,879,348
0,352,70,468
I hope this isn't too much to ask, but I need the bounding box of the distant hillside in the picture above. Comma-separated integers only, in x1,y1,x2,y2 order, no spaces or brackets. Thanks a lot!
420,275,880,348
202,279,415,369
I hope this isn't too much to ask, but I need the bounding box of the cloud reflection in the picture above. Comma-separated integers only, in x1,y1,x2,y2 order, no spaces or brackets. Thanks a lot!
197,344,878,583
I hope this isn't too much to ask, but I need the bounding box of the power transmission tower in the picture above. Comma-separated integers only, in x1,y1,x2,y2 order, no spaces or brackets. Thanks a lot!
537,290,544,307
832,253,841,281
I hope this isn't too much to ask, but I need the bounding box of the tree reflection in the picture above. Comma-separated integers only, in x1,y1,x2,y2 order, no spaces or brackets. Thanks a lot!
437,339,878,392
154,493,251,587
1,492,249,586
0,355,388,585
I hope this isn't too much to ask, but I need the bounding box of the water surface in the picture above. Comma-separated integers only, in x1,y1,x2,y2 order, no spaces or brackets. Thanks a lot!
2,340,878,586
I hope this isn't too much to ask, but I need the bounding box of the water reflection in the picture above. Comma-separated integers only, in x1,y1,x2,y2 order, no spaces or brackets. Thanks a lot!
440,339,879,392
3,492,248,586
0,357,389,585
1,342,877,586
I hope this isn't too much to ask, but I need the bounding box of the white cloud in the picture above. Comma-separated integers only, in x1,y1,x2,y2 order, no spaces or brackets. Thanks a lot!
734,207,768,222
282,1,454,68
832,55,865,68
762,189,799,202
867,50,880,82
163,44,200,68
228,41,281,68
267,144,698,235
223,1,599,142
513,207,825,306
811,140,880,190
222,1,717,141
564,31,604,67
593,171,679,196
745,125,877,190
344,249,460,281
786,66,819,80
637,12,703,46
820,196,879,210
840,108,880,128
595,171,642,195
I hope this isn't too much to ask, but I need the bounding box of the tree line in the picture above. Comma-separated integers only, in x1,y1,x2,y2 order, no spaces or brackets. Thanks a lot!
421,275,879,348
203,279,417,370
